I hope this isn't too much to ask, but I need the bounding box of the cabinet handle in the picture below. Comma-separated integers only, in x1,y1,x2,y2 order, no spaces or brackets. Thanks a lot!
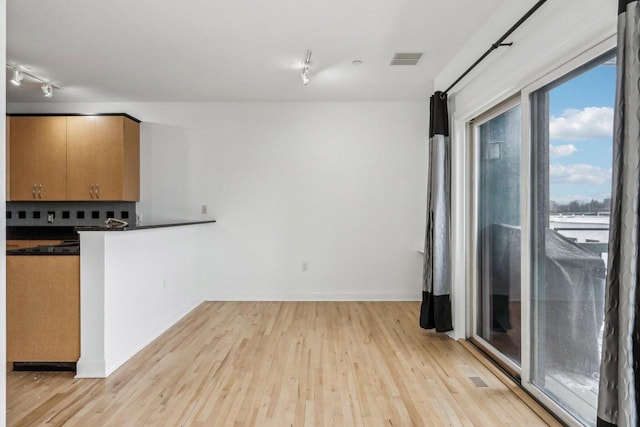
38,184,43,199
96,184,100,199
32,184,36,199
90,184,94,199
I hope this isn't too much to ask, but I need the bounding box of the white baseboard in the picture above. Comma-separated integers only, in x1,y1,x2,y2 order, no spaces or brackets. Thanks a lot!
203,291,421,302
75,358,106,378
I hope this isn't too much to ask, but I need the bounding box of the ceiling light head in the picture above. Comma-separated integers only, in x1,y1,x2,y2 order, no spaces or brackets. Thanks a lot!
300,50,312,85
41,83,53,98
300,65,310,85
10,68,23,86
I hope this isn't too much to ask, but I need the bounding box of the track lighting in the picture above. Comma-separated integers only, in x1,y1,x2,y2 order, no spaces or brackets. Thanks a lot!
6,62,59,98
41,84,53,98
300,50,312,85
10,69,23,86
301,68,310,85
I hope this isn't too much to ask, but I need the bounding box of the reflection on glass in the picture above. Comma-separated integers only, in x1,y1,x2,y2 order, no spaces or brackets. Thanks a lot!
531,51,615,426
477,105,521,365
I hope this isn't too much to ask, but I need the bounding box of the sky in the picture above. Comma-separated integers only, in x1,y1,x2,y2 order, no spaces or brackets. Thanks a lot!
548,52,616,205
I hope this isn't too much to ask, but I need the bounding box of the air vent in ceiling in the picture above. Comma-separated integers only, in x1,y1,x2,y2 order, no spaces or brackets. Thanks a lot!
390,52,423,65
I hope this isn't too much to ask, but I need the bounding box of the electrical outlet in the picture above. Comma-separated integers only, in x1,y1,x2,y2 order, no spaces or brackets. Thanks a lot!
302,261,309,271
201,205,208,214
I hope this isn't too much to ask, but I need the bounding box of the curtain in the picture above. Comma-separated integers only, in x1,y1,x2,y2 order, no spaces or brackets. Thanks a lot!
597,1,640,426
420,91,453,332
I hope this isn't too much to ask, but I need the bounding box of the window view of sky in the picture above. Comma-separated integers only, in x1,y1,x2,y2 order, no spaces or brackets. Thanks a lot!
548,58,616,207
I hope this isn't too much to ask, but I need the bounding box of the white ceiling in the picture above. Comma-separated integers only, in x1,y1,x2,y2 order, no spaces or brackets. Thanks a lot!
6,0,505,103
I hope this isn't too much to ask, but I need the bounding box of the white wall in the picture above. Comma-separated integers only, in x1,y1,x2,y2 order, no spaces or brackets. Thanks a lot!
434,0,618,339
9,102,428,301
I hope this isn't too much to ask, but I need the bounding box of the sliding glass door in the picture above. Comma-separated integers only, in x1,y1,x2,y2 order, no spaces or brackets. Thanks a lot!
471,100,522,372
470,44,616,426
529,50,616,426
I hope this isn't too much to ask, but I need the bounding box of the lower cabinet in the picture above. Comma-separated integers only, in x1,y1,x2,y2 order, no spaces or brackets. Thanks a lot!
7,255,80,362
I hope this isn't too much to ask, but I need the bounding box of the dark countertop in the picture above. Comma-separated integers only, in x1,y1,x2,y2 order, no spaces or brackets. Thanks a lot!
75,219,216,232
6,220,215,254
7,226,79,241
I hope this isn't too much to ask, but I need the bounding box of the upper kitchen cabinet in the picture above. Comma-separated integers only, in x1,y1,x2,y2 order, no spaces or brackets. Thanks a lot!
67,116,140,201
8,116,67,200
7,114,140,202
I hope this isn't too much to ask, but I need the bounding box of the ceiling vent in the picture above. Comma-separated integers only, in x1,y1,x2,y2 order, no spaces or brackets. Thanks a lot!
390,52,423,66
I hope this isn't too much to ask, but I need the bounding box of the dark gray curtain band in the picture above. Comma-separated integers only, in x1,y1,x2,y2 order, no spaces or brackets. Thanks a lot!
429,91,450,138
619,0,635,14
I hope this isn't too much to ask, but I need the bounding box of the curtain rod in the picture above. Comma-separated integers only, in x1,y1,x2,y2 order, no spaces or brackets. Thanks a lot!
443,0,548,95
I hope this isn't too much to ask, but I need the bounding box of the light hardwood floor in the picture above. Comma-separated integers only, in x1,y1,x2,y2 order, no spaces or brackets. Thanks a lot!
7,302,559,426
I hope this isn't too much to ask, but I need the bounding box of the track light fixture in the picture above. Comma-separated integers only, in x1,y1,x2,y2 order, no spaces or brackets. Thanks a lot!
41,84,53,98
6,62,59,98
300,50,312,85
10,69,23,86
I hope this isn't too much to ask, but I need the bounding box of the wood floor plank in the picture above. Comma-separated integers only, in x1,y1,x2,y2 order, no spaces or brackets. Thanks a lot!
7,302,559,426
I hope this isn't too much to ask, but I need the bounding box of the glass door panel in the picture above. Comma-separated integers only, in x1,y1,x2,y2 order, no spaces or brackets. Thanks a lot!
475,104,522,367
530,50,616,426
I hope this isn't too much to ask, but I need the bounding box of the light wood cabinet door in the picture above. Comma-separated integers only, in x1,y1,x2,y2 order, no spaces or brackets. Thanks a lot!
8,117,67,201
35,118,68,200
6,117,10,197
7,255,80,362
67,116,97,200
9,117,40,200
94,116,139,201
95,116,125,200
122,117,140,201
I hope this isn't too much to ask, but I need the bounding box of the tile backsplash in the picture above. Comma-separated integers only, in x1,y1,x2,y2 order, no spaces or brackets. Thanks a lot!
6,201,136,227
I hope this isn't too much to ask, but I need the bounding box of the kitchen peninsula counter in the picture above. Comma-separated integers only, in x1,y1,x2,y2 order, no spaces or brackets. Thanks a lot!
76,219,216,232
76,219,214,378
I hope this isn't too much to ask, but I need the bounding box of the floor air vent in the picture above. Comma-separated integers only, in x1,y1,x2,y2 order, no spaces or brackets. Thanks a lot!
459,365,489,388
469,376,488,388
